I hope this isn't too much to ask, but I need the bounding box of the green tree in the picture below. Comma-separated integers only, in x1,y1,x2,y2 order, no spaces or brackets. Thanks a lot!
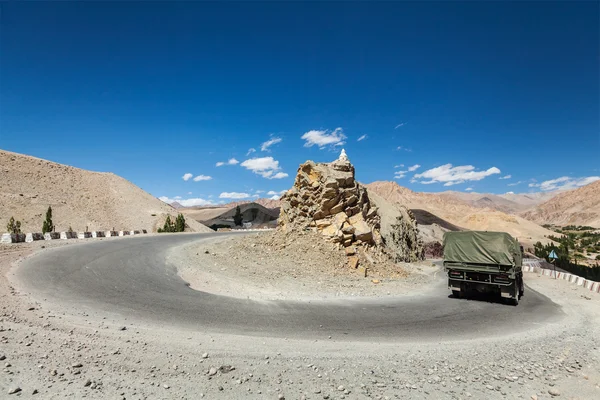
6,217,22,234
160,216,176,233
233,206,243,226
175,214,186,232
42,206,53,234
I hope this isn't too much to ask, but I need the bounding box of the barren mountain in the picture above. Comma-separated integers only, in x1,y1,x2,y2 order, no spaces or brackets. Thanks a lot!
521,180,600,227
0,149,211,233
439,191,556,214
224,198,281,209
366,181,555,246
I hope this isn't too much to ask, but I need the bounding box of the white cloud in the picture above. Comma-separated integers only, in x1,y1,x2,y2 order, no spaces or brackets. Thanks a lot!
193,174,212,181
465,187,473,191
507,181,523,186
408,164,421,172
394,123,406,129
265,189,288,200
396,146,412,152
215,158,239,167
260,136,282,152
499,175,512,180
301,127,346,149
394,170,407,179
174,196,182,199
528,176,600,191
414,164,501,185
219,192,250,199
505,191,514,194
394,164,405,168
255,190,264,194
241,156,288,179
187,192,192,195
270,172,288,179
159,196,213,207
182,173,193,181
246,148,256,156
357,134,368,142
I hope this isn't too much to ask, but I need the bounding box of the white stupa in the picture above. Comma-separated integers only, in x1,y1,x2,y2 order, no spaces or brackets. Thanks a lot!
338,148,349,162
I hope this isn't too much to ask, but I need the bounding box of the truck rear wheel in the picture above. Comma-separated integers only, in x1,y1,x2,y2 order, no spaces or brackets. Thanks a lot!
510,281,520,306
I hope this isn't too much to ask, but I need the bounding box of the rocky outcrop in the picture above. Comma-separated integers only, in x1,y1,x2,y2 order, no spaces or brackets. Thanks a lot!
279,150,423,271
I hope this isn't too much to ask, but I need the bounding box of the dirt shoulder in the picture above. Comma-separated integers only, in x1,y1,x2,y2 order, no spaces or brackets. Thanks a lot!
171,231,440,301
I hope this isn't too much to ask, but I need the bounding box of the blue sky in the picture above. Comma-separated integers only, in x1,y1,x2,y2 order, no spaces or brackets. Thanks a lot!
1,2,598,205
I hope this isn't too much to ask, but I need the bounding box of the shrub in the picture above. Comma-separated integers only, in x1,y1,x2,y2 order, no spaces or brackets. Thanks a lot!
158,214,186,233
6,217,22,234
209,224,230,231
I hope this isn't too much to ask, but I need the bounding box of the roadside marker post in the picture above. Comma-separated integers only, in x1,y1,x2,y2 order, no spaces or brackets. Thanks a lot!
549,250,558,279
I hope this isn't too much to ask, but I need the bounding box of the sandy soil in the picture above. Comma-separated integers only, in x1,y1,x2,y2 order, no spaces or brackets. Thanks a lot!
1,236,599,399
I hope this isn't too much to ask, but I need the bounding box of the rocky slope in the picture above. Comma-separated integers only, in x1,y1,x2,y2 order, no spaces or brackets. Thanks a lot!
521,180,600,227
367,181,556,247
0,149,211,233
279,151,423,271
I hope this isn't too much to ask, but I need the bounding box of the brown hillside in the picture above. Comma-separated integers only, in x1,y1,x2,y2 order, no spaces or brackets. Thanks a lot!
366,181,555,246
521,180,600,227
0,149,211,233
437,191,556,214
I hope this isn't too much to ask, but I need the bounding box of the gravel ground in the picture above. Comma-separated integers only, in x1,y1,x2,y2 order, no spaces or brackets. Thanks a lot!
173,232,438,301
1,236,599,399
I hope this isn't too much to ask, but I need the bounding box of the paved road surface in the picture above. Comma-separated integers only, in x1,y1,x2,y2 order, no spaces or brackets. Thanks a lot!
14,233,562,341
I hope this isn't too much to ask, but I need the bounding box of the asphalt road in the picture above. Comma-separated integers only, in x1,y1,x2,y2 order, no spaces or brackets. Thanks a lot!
15,233,562,342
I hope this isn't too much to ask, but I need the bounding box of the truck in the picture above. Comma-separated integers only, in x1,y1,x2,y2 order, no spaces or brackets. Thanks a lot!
443,231,524,305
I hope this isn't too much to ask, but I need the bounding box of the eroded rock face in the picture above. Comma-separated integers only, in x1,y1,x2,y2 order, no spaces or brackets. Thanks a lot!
279,150,423,267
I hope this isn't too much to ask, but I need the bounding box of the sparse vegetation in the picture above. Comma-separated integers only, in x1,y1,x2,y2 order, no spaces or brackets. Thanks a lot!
545,225,600,260
42,206,53,234
233,206,243,226
534,241,600,280
6,217,22,234
158,214,186,233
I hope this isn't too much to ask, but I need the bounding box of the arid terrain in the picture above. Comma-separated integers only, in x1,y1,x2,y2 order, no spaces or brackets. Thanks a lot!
0,150,211,233
2,149,600,400
2,234,599,400
522,180,600,228
439,190,557,214
366,181,558,247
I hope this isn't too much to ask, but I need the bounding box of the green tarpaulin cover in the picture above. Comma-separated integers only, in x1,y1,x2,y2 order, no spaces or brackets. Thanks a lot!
443,231,521,267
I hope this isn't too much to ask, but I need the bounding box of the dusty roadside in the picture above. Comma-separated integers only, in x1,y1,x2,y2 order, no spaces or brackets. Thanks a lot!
1,236,599,399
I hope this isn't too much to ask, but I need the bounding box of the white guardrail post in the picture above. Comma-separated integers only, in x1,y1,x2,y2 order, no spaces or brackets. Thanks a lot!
523,258,599,294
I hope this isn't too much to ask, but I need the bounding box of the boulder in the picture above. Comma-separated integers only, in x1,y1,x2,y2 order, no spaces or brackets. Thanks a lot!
347,256,359,269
